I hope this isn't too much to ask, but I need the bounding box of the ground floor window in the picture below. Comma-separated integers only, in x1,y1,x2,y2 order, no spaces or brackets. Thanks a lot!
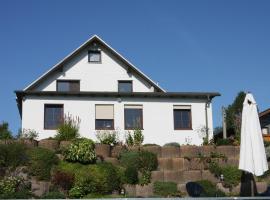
95,104,114,130
44,104,63,129
173,105,192,130
124,105,143,129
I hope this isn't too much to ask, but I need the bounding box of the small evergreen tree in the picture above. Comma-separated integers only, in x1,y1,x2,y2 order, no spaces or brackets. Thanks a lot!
0,122,13,139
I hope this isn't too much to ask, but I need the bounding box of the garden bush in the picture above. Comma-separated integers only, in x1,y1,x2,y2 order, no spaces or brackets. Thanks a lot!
0,143,28,168
64,138,96,164
0,176,31,199
52,170,74,191
125,129,144,146
55,114,81,141
96,130,119,146
56,161,121,198
196,180,226,197
153,181,179,197
138,150,158,172
143,143,160,147
0,122,12,139
215,138,234,146
119,151,140,169
27,147,58,180
163,142,180,147
222,166,242,189
124,166,138,184
41,191,65,199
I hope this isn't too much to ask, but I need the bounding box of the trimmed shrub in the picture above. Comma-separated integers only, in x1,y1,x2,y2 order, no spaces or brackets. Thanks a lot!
153,181,179,197
0,122,12,139
124,166,138,184
57,161,121,198
222,166,241,189
52,170,74,191
133,129,144,145
96,130,119,146
27,147,58,180
215,138,233,146
119,151,140,169
64,138,96,164
138,151,158,172
196,180,226,197
55,114,80,141
70,163,121,197
41,191,65,199
163,142,180,147
0,143,28,168
143,143,160,147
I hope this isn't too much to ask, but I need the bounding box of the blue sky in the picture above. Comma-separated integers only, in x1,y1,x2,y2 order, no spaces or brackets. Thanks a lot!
0,0,270,134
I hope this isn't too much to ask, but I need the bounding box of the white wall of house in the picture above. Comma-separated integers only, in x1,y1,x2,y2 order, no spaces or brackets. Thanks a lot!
33,47,154,92
21,96,213,145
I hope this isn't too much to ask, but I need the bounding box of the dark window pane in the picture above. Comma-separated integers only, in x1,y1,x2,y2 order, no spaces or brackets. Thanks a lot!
174,109,191,129
124,108,143,129
44,105,63,129
57,81,80,92
118,81,132,92
88,51,101,62
95,119,114,130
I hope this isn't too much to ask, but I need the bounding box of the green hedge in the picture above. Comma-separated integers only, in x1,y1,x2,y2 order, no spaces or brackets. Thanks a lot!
196,180,226,197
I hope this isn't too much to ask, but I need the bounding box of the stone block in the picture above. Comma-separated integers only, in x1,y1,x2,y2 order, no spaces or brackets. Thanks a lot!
161,146,180,158
231,183,241,195
163,170,183,183
59,140,72,150
111,145,126,158
177,183,187,196
182,170,202,182
31,179,51,197
135,183,153,197
219,157,238,167
256,181,268,193
172,158,184,170
95,144,111,158
124,184,136,197
158,158,173,170
235,146,240,158
185,158,203,170
143,146,161,157
151,170,164,182
200,145,216,156
180,145,200,158
216,145,235,158
38,139,59,151
201,170,219,183
19,139,38,147
104,157,119,165
216,182,230,194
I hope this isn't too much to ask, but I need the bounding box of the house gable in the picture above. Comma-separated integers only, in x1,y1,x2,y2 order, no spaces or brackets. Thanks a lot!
25,35,165,93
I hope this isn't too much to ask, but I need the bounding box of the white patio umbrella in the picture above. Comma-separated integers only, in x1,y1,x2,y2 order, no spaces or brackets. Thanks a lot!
239,93,268,176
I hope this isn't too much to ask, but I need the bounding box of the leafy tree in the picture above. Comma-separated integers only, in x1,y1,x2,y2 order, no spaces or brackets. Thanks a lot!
225,91,246,138
0,122,13,139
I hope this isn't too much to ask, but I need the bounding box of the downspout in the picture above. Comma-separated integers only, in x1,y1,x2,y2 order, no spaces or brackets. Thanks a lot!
205,95,211,141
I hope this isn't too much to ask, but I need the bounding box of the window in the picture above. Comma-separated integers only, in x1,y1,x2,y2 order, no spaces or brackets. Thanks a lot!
57,80,80,92
44,104,63,129
95,105,114,130
124,105,143,129
88,50,101,62
173,105,192,130
118,81,133,92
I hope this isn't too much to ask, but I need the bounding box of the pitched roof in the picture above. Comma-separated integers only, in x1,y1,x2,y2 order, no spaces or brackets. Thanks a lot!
24,35,165,92
259,108,270,117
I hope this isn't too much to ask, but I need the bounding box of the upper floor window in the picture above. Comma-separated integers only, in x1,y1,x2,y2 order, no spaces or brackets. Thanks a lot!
124,105,143,129
88,50,101,63
44,104,63,129
118,81,133,92
173,105,192,130
57,80,80,92
95,104,114,130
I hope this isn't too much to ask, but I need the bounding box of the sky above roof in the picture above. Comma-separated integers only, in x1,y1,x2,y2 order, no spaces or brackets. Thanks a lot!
0,0,270,134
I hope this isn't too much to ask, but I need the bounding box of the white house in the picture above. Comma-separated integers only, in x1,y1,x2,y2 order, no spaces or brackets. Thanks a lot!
15,35,220,145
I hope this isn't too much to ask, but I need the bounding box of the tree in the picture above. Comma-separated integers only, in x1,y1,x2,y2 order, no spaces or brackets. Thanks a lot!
225,91,246,139
0,122,13,139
